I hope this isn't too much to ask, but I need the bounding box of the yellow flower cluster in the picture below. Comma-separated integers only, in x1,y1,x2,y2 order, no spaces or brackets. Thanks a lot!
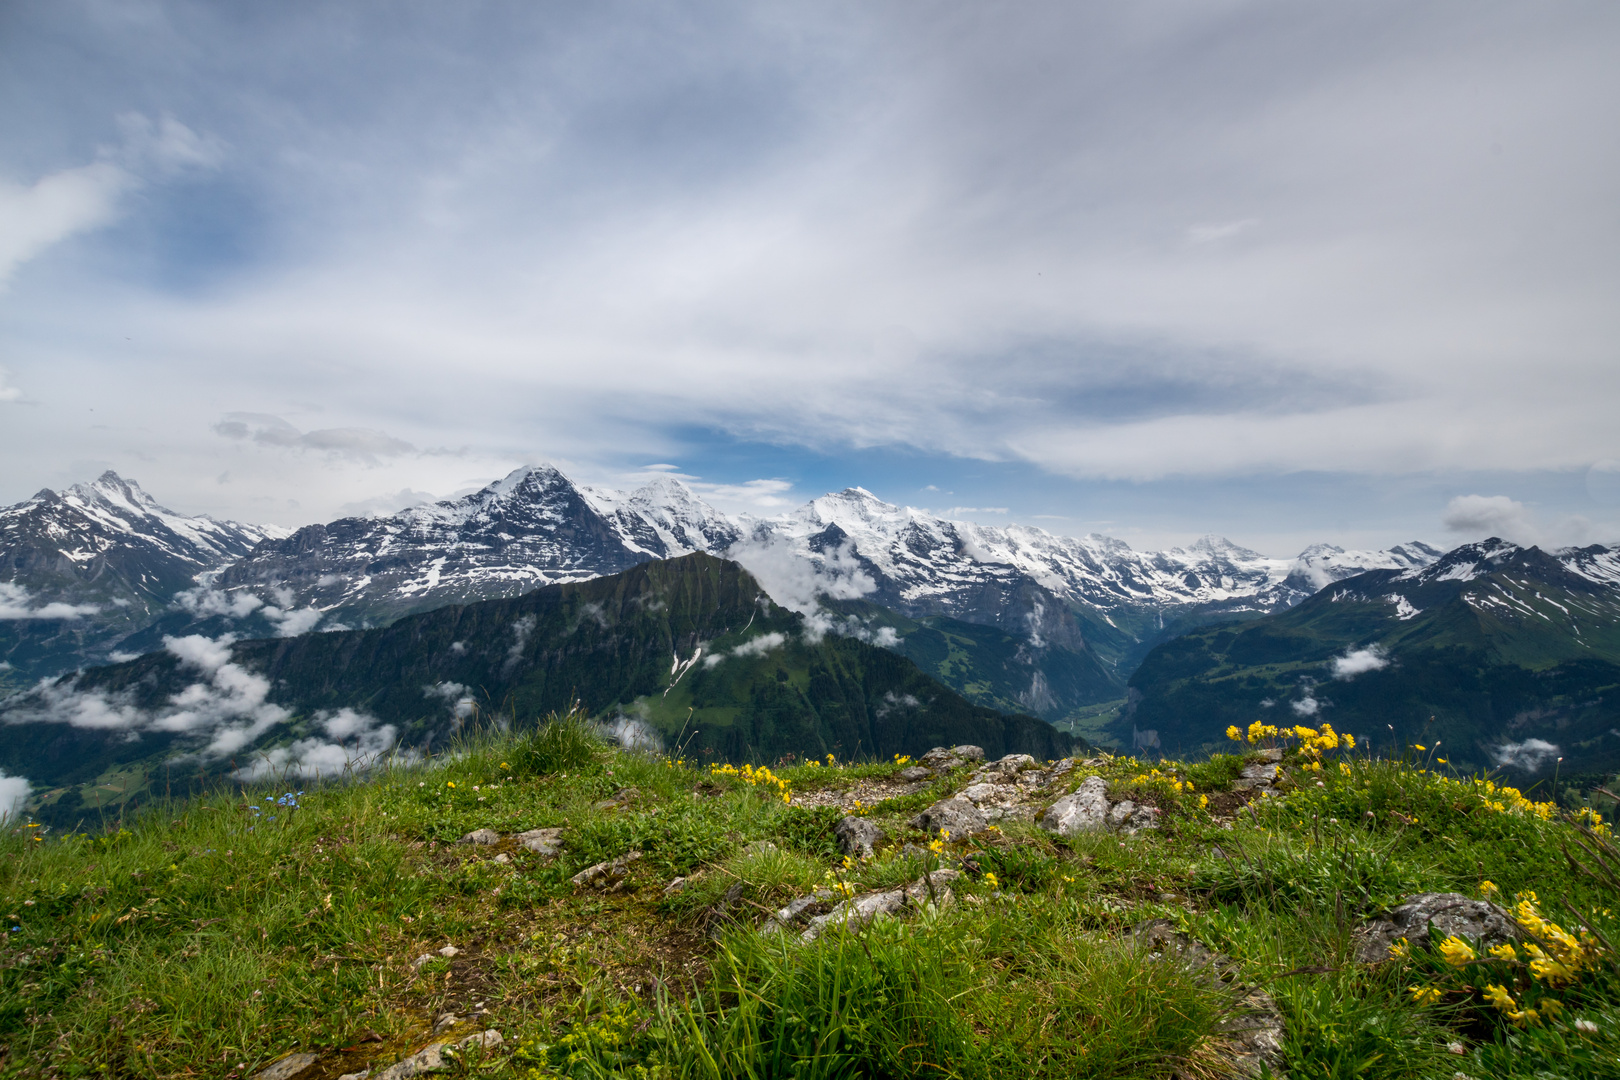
1515,891,1601,987
893,753,912,766
709,761,792,803
1225,721,1353,754
1128,766,1194,794
1423,774,1565,825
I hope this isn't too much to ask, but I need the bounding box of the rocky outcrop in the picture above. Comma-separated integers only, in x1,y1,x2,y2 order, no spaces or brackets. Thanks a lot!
1038,776,1160,836
801,871,962,942
372,1031,503,1080
570,851,642,889
834,816,884,858
910,796,990,838
1355,893,1521,963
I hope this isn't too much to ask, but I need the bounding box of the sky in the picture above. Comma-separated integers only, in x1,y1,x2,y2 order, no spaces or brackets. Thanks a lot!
2,0,1619,556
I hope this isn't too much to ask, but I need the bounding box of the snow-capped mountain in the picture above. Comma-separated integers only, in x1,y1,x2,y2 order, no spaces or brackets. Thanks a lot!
738,486,1442,661
0,473,286,679
1,464,1444,685
213,465,741,624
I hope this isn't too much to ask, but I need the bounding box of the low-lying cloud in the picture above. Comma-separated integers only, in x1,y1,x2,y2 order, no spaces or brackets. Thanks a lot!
231,707,404,781
702,631,788,668
1443,495,1540,546
0,582,98,621
175,586,324,637
1491,738,1560,772
0,770,31,822
1331,646,1389,680
214,413,416,466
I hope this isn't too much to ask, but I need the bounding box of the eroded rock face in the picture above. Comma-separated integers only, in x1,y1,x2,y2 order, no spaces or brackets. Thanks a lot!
909,796,990,838
1356,893,1521,963
899,766,935,782
834,816,884,858
919,745,985,771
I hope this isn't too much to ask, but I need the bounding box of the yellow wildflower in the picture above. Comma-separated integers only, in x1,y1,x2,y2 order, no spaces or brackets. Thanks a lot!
1479,880,1500,900
1226,725,1243,741
1483,984,1515,1011
1488,943,1517,962
1539,997,1563,1019
1199,794,1209,809
1343,733,1355,749
1438,936,1476,967
982,872,1000,889
1389,938,1411,960
1408,985,1443,1005
1414,744,1426,751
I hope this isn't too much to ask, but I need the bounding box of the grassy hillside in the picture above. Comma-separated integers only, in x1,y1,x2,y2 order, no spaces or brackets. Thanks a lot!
2,713,1617,1079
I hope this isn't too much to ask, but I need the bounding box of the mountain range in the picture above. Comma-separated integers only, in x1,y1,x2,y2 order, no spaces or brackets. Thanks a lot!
0,466,1442,727
1122,537,1620,777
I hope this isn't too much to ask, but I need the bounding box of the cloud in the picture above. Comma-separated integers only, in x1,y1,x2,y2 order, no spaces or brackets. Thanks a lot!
231,708,404,781
702,630,788,668
1331,645,1389,680
0,160,129,285
2,634,292,758
214,414,416,466
426,680,476,720
174,586,322,637
0,583,99,620
1442,495,1540,545
0,770,31,822
1491,738,1560,772
1291,694,1320,717
1187,219,1259,245
597,710,663,752
0,368,21,403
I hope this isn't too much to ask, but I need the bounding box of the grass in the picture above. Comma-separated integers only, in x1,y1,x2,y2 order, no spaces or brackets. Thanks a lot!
1,713,1618,1079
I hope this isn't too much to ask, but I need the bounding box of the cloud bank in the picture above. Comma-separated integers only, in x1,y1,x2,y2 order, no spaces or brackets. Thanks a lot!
0,582,98,621
1332,646,1390,680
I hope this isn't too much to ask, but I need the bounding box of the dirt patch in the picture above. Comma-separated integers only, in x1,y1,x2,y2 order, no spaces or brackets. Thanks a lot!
787,778,930,812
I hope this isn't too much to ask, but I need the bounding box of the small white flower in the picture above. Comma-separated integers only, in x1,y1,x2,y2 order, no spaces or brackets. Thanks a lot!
1447,1042,1465,1055
1575,1018,1599,1034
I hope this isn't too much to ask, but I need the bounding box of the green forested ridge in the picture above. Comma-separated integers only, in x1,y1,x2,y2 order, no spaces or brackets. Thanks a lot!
5,554,1075,825
1121,541,1620,775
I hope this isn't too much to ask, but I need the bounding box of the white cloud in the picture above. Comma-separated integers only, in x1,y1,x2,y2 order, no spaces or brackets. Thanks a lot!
1291,694,1320,717
1331,645,1389,680
0,368,21,403
0,160,129,286
176,587,265,619
0,583,99,621
702,630,788,668
1491,738,1560,772
1443,495,1540,545
231,708,404,781
0,770,31,822
426,680,476,719
214,414,417,466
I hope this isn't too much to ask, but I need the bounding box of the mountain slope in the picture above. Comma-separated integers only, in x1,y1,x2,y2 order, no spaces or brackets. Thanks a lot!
3,554,1077,824
1121,538,1620,774
0,472,285,683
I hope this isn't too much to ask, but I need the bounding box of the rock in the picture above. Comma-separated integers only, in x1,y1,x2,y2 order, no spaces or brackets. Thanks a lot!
1047,757,1077,779
455,829,500,846
909,796,989,838
372,1031,503,1080
1356,893,1521,964
1255,748,1284,763
898,766,934,782
834,816,884,858
1131,920,1284,1078
951,745,986,761
802,871,961,941
919,745,984,770
761,889,835,934
1039,777,1111,836
662,876,689,897
252,1052,319,1080
410,954,434,969
593,787,640,811
971,753,1040,784
492,853,511,865
570,850,642,889
1232,764,1279,791
742,840,779,856
337,1071,370,1080
431,1012,458,1035
515,827,564,858
437,945,460,958
1105,800,1160,834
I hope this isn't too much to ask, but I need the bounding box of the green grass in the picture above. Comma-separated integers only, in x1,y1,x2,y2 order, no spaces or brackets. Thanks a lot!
2,716,1618,1079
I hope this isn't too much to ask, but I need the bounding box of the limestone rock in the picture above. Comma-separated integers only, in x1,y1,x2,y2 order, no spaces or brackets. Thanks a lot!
834,816,884,858
515,827,564,858
1232,764,1279,791
437,945,460,958
898,766,934,782
372,1031,503,1080
570,851,642,889
1356,892,1521,963
662,876,689,897
909,796,989,838
492,853,511,865
252,1052,319,1080
455,829,500,846
336,1071,370,1080
801,871,960,941
760,889,835,934
1039,777,1111,836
